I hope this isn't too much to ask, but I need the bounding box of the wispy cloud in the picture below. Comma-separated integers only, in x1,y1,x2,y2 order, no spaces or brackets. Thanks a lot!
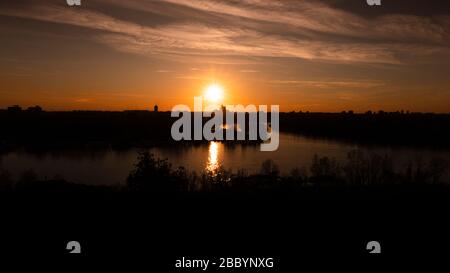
155,70,174,73
1,0,449,65
74,98,93,103
268,79,385,89
159,0,450,43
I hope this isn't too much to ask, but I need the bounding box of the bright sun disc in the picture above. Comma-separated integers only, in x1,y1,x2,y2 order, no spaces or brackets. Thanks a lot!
204,84,224,103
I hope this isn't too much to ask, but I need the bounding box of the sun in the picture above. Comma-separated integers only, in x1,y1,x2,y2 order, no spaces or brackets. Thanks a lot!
204,83,224,103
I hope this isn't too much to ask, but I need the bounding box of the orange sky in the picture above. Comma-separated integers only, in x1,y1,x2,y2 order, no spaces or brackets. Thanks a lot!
1,0,450,112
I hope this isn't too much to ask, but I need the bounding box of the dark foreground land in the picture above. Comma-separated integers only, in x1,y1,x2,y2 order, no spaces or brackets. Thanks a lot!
1,110,450,266
1,150,450,265
1,177,449,268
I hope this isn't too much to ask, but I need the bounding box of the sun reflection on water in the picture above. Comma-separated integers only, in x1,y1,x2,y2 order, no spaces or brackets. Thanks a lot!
206,141,220,174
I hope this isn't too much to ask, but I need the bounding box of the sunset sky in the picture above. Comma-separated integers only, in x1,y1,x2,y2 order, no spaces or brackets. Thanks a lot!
1,0,450,112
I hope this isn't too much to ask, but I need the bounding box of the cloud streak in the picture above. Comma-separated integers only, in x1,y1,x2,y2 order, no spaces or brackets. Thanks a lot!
1,0,449,65
268,79,385,89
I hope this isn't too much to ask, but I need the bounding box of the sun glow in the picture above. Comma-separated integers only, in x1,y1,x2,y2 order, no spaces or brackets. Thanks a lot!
204,83,224,103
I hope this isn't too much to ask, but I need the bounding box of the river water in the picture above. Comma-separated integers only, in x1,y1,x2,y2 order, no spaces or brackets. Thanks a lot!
1,133,449,185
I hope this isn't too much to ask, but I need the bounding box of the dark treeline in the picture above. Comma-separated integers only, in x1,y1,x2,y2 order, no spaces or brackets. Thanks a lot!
1,109,450,151
280,111,450,148
0,110,260,151
0,110,173,151
1,150,448,199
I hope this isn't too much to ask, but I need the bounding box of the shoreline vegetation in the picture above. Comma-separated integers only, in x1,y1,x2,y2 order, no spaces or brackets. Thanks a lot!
1,149,447,196
1,110,450,152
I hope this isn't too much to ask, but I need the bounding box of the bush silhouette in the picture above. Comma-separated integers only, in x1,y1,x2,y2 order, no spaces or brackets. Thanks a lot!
260,159,280,177
343,150,395,186
127,152,190,192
